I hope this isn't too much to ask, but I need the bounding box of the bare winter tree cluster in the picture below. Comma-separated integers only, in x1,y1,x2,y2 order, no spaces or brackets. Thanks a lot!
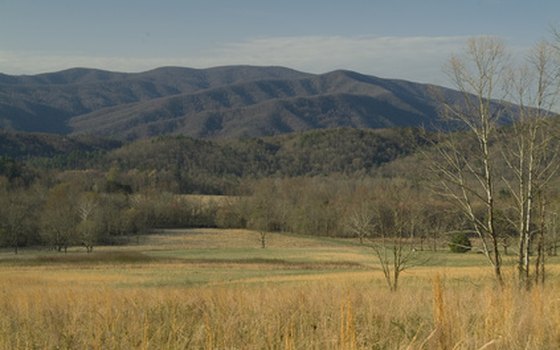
431,36,560,287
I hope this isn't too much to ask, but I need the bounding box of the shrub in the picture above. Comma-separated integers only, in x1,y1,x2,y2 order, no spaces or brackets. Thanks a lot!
449,232,472,253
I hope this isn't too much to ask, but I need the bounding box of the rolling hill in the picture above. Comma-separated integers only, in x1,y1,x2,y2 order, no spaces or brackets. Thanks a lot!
0,127,434,193
0,66,465,140
0,66,309,135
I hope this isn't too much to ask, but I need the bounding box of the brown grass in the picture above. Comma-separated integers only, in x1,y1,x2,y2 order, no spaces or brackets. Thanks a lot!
2,270,560,349
142,228,344,249
1,231,560,349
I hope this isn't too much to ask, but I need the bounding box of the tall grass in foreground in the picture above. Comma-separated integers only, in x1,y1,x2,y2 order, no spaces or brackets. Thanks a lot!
1,276,560,349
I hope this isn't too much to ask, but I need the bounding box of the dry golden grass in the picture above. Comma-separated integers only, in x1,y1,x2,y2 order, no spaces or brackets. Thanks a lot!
1,230,560,349
2,275,560,349
141,228,344,250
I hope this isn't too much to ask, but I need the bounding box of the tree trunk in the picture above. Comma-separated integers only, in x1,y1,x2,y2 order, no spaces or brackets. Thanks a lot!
260,232,266,249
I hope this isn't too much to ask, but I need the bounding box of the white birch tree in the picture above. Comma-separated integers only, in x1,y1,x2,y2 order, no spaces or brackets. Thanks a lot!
431,36,509,285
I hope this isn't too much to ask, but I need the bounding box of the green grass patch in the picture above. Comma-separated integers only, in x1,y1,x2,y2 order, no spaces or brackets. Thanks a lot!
3,230,558,290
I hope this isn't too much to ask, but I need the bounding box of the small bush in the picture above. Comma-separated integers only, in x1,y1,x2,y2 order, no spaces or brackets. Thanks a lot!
449,232,471,253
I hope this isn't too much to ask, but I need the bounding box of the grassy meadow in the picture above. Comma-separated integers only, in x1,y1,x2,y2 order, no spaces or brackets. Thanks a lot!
1,229,560,349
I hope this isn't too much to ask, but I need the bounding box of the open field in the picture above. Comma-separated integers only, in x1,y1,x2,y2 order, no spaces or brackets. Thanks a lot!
1,229,560,349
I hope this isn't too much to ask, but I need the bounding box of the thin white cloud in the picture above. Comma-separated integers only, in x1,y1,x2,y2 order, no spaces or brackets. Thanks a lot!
210,35,469,84
0,51,179,75
0,35,474,85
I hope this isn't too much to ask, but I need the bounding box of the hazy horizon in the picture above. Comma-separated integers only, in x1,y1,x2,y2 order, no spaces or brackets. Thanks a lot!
1,0,559,86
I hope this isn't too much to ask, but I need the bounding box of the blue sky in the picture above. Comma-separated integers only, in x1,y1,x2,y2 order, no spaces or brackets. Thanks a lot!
1,0,559,85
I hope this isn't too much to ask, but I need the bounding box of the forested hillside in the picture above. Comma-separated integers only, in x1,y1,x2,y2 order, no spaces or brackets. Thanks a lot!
0,127,432,193
0,66,309,134
0,65,511,140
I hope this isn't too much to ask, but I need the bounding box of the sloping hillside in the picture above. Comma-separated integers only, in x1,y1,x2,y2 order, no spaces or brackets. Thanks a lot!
0,66,464,139
0,66,310,135
68,70,452,139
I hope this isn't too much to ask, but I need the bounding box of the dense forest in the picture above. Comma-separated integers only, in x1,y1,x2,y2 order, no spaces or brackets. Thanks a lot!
0,127,432,193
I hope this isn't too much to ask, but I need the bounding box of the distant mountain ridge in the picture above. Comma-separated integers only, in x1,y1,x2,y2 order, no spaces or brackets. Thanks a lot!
0,65,467,139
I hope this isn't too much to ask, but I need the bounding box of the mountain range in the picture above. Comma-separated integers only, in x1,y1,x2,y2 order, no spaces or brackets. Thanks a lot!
0,65,465,140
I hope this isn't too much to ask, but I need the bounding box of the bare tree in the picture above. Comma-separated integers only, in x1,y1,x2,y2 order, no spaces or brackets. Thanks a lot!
430,37,509,285
370,208,416,292
346,205,374,244
40,184,79,253
76,192,100,253
246,183,279,249
0,189,39,254
546,205,560,256
367,182,422,292
500,40,560,287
